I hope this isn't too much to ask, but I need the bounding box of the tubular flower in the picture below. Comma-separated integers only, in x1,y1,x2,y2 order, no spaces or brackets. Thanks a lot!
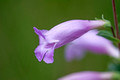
34,20,106,63
65,30,119,61
58,71,113,80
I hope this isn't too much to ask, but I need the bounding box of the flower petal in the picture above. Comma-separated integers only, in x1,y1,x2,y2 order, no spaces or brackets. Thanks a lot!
58,71,113,80
65,30,119,61
34,20,106,63
43,43,58,64
65,44,85,61
33,27,46,39
34,45,46,62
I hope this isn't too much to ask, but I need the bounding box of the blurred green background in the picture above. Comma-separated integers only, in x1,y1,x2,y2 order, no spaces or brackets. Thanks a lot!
0,0,119,80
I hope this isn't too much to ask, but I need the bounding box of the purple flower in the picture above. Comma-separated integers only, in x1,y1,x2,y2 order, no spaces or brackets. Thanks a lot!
33,20,106,63
65,30,119,61
58,71,113,80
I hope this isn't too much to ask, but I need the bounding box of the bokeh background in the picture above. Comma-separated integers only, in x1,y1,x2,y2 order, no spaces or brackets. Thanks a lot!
0,0,120,80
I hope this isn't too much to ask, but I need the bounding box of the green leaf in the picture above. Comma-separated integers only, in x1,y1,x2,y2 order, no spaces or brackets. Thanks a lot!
97,30,120,43
112,72,120,80
108,63,120,72
108,62,120,80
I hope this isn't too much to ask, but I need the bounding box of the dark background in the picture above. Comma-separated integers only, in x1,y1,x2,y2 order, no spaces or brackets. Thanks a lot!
0,0,120,80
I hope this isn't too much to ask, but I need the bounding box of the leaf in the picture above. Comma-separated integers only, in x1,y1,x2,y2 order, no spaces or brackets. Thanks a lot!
108,63,120,71
97,30,120,43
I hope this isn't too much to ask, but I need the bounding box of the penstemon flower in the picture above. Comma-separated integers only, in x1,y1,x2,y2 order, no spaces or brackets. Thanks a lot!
34,20,108,64
58,71,114,80
65,30,119,61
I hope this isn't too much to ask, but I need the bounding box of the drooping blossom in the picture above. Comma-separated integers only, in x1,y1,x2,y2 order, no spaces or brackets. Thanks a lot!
33,20,106,63
58,71,113,80
65,30,119,61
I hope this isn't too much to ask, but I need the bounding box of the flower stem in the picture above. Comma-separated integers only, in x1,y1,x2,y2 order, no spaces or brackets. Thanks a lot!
112,0,120,50
111,26,116,38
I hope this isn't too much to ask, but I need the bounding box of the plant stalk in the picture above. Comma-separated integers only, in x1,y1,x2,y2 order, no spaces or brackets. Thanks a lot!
112,0,120,50
111,26,116,38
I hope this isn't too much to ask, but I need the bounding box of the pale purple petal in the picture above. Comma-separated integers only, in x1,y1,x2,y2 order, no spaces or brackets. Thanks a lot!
65,44,85,61
33,27,46,39
45,20,105,48
34,20,106,63
106,45,119,58
65,30,119,61
43,43,57,64
58,71,113,80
